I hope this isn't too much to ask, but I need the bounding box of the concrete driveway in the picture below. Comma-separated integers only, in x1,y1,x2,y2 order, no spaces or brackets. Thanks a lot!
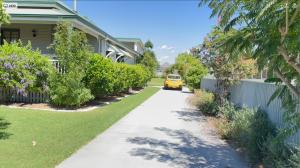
57,89,248,168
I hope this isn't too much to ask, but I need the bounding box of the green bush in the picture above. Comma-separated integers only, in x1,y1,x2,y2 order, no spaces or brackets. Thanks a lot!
112,63,131,94
216,101,300,167
85,54,151,98
49,22,93,107
173,53,208,89
186,64,208,90
84,54,116,97
218,100,237,120
0,41,53,99
49,71,93,107
130,65,151,89
248,109,276,163
189,90,217,115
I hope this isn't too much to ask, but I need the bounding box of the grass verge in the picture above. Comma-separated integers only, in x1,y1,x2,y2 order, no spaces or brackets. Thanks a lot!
0,87,159,168
147,77,164,86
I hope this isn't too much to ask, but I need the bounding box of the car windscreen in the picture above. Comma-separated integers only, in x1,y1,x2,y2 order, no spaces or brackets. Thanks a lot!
167,75,181,80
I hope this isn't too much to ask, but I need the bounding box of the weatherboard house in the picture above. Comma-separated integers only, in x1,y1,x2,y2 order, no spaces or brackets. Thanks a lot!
2,0,144,64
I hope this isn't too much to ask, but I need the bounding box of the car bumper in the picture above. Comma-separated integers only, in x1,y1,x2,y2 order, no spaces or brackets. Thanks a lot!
164,84,182,89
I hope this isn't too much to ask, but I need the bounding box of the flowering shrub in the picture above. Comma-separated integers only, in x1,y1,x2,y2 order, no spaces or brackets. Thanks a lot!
0,42,53,99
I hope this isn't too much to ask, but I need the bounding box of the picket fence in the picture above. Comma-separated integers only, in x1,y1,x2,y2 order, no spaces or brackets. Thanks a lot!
201,77,300,145
0,88,49,103
0,60,64,104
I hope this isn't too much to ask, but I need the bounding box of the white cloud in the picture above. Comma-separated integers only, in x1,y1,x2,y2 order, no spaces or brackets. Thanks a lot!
160,45,174,50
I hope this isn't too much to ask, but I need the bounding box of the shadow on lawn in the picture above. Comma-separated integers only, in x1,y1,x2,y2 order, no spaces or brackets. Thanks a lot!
0,118,11,140
127,127,246,168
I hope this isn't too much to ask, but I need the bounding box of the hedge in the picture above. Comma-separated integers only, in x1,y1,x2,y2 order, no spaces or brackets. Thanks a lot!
84,54,151,98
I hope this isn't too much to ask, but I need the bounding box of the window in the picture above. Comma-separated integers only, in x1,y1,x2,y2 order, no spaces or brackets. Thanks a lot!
1,29,20,44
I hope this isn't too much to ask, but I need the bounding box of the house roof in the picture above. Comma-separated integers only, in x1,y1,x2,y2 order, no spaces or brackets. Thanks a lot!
4,0,140,56
116,37,144,47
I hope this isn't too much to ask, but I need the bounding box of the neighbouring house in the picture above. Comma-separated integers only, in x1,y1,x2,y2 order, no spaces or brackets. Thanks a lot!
116,38,145,55
2,0,143,64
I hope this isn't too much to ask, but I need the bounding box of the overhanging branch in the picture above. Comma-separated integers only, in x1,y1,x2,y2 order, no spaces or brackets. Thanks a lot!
278,46,300,74
274,68,300,99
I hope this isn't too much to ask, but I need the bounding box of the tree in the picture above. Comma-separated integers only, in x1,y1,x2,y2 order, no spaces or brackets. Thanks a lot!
200,27,257,105
199,0,300,99
49,22,93,107
0,0,10,25
140,50,158,77
144,40,153,49
174,53,202,80
138,40,158,77
173,53,208,90
200,0,300,136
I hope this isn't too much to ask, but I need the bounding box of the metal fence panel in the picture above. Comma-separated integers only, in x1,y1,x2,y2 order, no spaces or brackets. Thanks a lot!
201,77,300,145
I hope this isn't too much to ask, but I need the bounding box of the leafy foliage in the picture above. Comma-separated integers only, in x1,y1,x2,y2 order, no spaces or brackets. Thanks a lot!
138,40,158,78
185,65,208,90
0,42,53,101
49,22,93,107
84,54,116,97
200,0,300,145
200,27,257,105
173,53,208,90
0,0,10,25
140,50,158,77
188,89,217,116
144,40,153,49
85,54,151,98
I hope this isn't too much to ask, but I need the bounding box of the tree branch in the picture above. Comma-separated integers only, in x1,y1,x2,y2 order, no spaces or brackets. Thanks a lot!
274,68,300,99
278,46,300,74
289,2,300,27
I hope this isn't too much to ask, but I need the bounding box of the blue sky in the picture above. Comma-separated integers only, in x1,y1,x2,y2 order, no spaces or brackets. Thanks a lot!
63,0,216,64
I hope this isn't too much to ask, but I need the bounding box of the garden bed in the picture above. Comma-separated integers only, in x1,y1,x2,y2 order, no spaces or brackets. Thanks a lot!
1,89,144,112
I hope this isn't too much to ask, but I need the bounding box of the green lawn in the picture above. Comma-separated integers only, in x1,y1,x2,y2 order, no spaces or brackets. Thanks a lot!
0,87,159,168
147,77,165,86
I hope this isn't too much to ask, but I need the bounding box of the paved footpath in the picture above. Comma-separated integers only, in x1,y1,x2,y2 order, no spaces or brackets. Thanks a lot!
57,89,248,168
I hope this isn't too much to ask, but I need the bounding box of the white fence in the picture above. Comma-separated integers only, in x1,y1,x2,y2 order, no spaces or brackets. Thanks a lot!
201,77,300,145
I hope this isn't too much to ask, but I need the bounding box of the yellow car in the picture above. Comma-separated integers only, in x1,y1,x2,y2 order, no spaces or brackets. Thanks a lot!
164,74,183,90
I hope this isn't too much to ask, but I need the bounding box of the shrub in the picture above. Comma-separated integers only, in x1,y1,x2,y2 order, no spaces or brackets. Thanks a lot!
49,22,93,107
84,54,116,97
0,41,53,100
247,109,276,163
173,53,208,89
49,72,93,107
216,101,297,167
84,55,151,98
186,64,208,90
128,64,151,89
218,100,237,120
188,90,217,115
289,147,300,168
112,63,131,94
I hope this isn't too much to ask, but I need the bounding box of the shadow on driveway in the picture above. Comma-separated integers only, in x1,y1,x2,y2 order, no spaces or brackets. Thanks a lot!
127,127,247,168
172,109,205,122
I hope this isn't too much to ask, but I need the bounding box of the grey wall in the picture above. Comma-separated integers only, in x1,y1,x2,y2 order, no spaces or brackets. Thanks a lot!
2,23,54,55
201,77,300,145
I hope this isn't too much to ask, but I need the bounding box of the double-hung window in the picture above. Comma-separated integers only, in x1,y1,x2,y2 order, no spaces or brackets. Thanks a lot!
1,29,20,44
